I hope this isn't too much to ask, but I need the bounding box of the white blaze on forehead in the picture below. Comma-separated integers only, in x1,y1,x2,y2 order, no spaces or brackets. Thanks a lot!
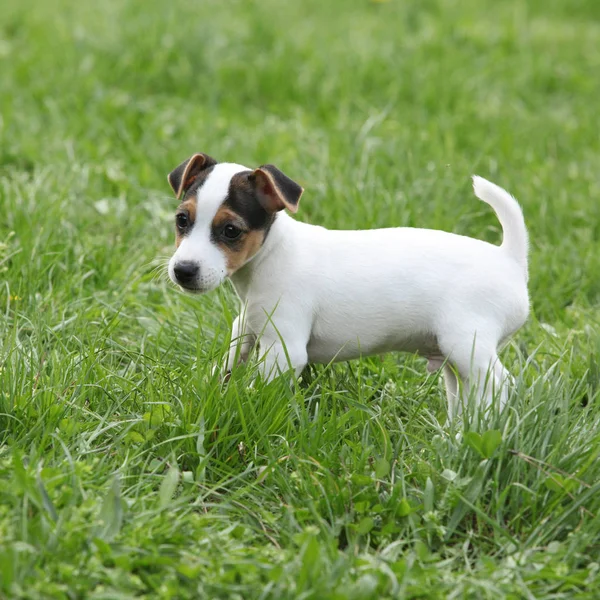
194,162,250,225
169,162,251,291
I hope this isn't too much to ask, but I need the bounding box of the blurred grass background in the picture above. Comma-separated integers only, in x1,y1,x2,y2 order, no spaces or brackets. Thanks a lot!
1,0,600,598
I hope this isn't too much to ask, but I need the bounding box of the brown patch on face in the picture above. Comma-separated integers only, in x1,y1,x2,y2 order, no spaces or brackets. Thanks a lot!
175,197,197,248
173,162,216,247
226,172,275,229
211,205,267,275
222,229,266,275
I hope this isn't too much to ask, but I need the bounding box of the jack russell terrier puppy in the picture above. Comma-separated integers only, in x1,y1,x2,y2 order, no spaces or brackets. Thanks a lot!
167,153,529,417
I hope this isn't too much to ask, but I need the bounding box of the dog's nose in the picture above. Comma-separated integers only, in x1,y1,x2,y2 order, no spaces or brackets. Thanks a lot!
173,261,199,285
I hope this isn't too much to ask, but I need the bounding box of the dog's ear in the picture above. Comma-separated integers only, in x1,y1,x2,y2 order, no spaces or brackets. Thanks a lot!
251,164,303,214
168,153,217,200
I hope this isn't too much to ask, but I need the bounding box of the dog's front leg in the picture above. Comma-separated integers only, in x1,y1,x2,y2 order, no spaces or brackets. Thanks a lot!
258,337,308,383
224,315,255,373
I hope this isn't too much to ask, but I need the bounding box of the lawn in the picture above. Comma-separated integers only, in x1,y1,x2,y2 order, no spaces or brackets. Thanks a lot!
1,0,600,597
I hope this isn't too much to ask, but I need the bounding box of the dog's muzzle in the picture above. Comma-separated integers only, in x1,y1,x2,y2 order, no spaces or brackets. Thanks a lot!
173,261,200,288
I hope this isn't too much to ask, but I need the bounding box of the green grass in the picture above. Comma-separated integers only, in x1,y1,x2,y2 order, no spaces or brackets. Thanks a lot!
1,0,600,597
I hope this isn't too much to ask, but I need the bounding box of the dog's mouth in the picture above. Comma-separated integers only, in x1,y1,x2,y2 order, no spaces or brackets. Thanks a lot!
178,283,206,295
175,277,222,295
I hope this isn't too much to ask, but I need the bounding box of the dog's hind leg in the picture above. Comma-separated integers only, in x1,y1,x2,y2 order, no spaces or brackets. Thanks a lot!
438,323,506,413
428,357,460,420
491,359,513,409
442,364,460,420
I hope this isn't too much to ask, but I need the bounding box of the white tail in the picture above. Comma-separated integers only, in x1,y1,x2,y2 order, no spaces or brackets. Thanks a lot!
472,175,528,280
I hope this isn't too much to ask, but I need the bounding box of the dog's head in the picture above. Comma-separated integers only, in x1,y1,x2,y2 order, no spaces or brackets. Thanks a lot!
167,153,303,293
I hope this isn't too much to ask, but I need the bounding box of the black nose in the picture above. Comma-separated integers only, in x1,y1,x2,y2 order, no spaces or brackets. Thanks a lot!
173,261,199,285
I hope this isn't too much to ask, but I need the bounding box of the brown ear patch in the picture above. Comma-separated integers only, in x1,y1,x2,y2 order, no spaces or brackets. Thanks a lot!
252,164,303,213
211,205,267,275
168,153,217,200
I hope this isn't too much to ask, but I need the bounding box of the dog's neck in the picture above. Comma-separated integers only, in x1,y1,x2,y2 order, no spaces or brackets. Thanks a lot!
229,212,295,301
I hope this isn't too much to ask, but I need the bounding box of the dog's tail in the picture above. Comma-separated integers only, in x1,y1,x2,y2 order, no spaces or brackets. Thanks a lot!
472,175,528,280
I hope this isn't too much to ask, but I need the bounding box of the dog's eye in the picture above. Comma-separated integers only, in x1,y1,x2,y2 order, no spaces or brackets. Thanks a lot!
176,213,188,230
223,224,242,240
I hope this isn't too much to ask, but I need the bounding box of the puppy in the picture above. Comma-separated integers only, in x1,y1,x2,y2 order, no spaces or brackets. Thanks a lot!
167,153,529,416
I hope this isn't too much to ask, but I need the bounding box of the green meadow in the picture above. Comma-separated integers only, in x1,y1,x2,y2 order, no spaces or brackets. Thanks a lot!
1,0,600,597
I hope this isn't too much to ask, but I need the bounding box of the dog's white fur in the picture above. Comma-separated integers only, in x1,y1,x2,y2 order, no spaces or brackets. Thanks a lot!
169,164,529,416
